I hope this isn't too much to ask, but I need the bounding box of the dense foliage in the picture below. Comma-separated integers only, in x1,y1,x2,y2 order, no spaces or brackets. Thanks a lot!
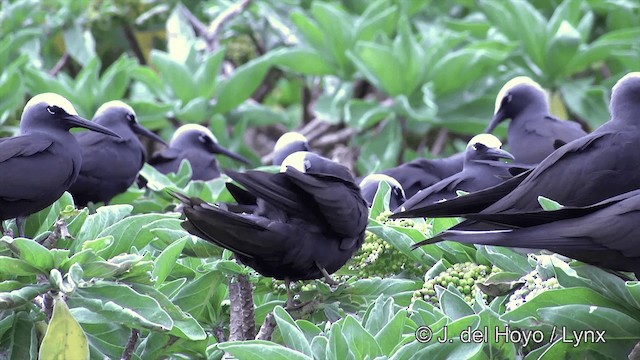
1,0,639,359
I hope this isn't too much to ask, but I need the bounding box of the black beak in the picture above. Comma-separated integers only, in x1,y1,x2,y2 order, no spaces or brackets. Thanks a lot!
485,107,507,133
208,142,251,164
484,147,515,161
132,122,167,145
65,114,121,138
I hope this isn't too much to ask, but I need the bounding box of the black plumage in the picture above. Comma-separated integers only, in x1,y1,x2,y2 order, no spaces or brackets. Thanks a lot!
272,132,310,166
149,124,250,180
359,174,406,210
0,93,120,235
486,76,587,164
412,189,640,277
174,151,368,306
69,101,166,207
398,134,515,216
393,72,640,221
381,152,465,199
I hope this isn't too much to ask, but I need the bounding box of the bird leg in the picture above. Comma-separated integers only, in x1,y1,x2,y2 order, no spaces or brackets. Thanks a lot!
316,262,339,286
15,217,25,238
284,278,296,309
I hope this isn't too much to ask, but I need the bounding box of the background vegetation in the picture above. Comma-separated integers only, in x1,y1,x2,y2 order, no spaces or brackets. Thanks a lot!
0,0,639,359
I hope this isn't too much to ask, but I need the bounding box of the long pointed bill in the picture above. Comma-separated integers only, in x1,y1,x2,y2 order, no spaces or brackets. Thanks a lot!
485,147,515,161
209,142,251,164
132,122,167,145
65,114,121,138
484,108,507,133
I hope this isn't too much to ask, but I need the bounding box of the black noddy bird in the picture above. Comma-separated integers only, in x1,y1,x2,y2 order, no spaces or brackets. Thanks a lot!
381,152,465,199
411,189,640,277
398,134,516,216
486,76,587,164
272,132,310,166
149,124,250,181
393,72,640,227
0,93,120,236
173,151,369,307
359,173,407,210
68,101,166,207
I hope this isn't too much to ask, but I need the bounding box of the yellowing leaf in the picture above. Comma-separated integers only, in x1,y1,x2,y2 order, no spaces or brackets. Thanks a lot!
39,295,89,360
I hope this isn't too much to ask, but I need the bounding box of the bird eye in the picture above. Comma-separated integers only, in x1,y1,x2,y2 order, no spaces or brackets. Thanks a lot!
198,134,209,143
303,159,311,170
46,106,56,115
506,94,513,103
126,113,135,122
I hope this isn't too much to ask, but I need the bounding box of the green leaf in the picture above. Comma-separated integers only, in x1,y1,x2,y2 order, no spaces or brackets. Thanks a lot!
150,50,197,104
172,270,227,323
341,315,382,359
0,285,49,310
2,237,54,272
270,48,334,75
437,286,475,320
24,192,74,239
273,306,313,357
327,323,354,360
1,311,38,359
538,196,564,211
39,295,90,360
130,284,206,341
213,56,271,114
63,22,96,67
475,246,531,275
375,309,408,355
194,48,225,98
0,256,41,276
75,204,133,242
70,281,173,332
153,236,188,285
217,340,313,360
96,213,180,259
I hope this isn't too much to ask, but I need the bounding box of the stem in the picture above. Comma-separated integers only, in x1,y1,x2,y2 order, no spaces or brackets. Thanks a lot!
120,329,140,360
48,53,70,76
122,23,146,65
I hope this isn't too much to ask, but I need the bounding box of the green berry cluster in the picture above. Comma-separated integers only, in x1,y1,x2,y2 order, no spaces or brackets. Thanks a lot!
225,35,258,66
348,211,430,278
413,262,500,306
505,270,560,311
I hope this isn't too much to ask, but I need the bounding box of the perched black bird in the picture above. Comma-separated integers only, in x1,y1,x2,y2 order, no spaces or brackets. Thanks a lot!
412,189,640,277
149,124,250,180
398,134,515,216
68,101,166,207
486,76,587,164
393,72,640,221
0,93,120,236
381,152,465,199
359,174,406,210
272,132,310,166
174,151,369,306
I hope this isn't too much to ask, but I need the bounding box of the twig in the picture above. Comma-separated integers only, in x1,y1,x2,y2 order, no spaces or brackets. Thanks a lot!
48,53,70,76
212,325,227,343
122,23,146,65
238,274,256,339
206,0,253,51
431,128,449,156
180,6,209,38
255,312,276,341
313,128,355,148
302,85,313,124
252,69,282,103
41,220,71,249
120,329,140,360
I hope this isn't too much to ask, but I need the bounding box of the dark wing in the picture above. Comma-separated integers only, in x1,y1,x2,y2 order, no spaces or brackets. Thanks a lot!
76,133,144,179
399,173,465,213
0,135,59,201
181,199,287,260
382,154,464,198
226,182,257,206
0,134,54,163
148,148,181,165
486,130,631,213
285,168,368,241
530,116,587,144
391,169,531,219
225,169,311,218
